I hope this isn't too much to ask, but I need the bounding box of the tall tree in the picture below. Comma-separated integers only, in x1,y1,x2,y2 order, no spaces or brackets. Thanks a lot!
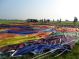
53,19,54,22
59,18,61,23
39,19,43,23
47,19,50,23
73,17,78,26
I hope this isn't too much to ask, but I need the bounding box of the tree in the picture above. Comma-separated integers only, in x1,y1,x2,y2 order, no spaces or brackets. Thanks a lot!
43,19,46,23
26,19,38,22
73,17,78,26
47,19,50,23
59,18,61,23
39,19,43,23
65,20,69,22
53,19,54,22
73,17,78,22
57,19,59,22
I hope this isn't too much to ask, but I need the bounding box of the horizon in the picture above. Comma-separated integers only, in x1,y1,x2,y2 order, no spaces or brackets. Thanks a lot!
0,18,78,21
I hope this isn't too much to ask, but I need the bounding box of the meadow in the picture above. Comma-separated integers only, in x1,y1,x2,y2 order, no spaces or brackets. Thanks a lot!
0,19,25,24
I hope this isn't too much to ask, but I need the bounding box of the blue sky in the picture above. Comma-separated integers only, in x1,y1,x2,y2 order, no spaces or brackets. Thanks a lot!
0,0,79,21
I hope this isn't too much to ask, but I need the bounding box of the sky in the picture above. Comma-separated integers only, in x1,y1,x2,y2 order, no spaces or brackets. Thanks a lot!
0,0,79,21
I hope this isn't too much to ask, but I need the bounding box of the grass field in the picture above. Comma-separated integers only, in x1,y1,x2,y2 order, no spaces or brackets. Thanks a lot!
0,20,25,24
0,19,79,26
51,21,79,26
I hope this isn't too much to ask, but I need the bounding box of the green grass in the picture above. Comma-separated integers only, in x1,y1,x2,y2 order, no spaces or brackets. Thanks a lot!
36,21,79,26
51,21,79,26
0,20,25,24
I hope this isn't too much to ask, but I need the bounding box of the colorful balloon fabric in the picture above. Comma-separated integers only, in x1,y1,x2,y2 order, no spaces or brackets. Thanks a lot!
0,32,52,47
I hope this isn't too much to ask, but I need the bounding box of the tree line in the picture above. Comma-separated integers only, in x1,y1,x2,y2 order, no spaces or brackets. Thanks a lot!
26,17,78,23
